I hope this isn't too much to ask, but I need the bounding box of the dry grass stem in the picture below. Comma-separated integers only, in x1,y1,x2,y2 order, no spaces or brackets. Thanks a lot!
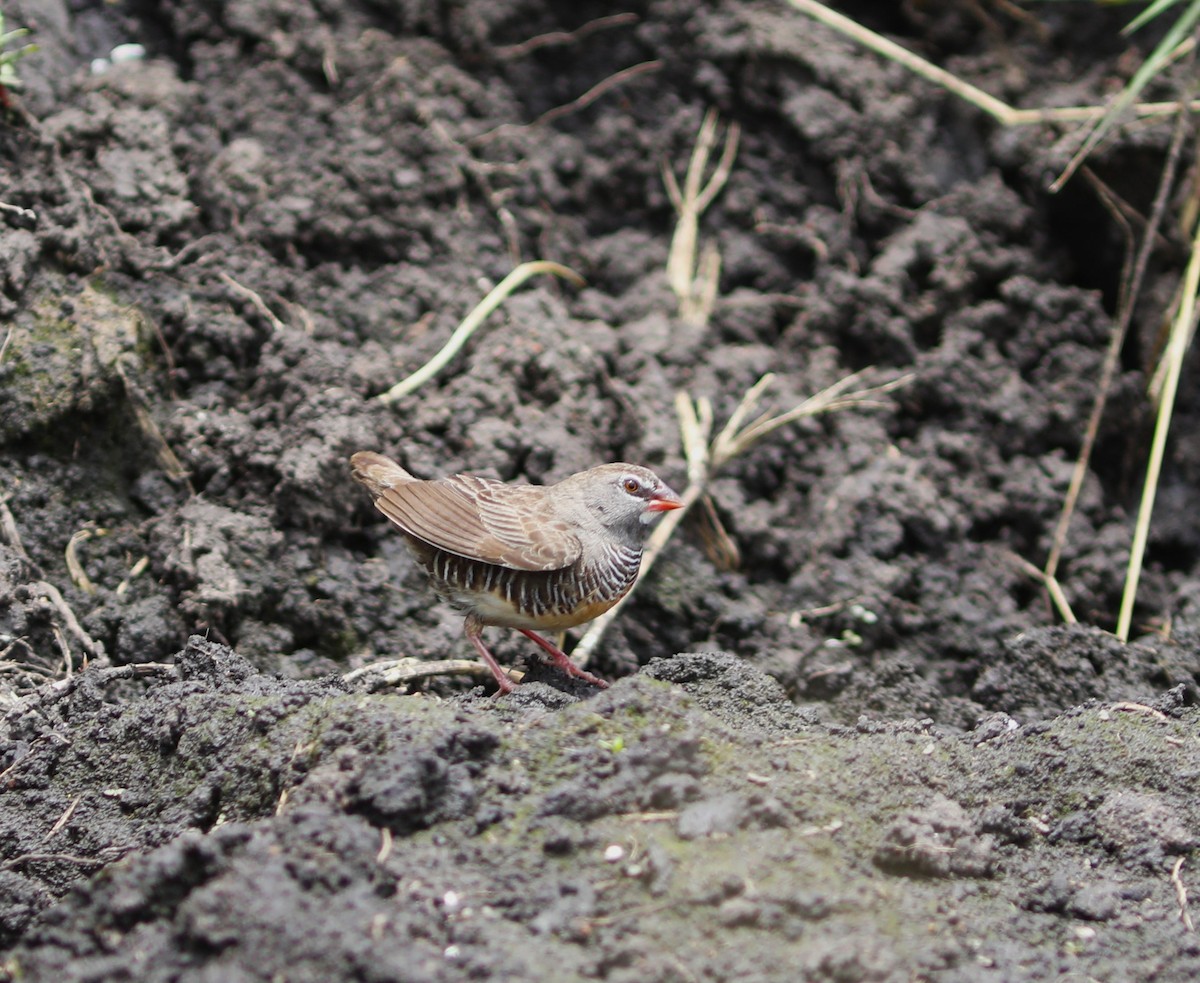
1110,700,1169,720
220,273,287,333
115,362,190,482
127,399,190,482
116,556,150,597
784,1,1200,148
697,492,741,570
33,581,106,666
1006,551,1076,625
664,109,740,325
573,370,910,665
376,826,394,864
44,662,177,695
0,200,36,223
1044,112,1188,586
1174,857,1196,933
0,497,26,555
0,500,108,669
1,851,116,873
53,626,72,677
711,370,914,469
343,657,523,690
376,261,584,405
1117,217,1200,641
65,529,100,595
42,795,82,843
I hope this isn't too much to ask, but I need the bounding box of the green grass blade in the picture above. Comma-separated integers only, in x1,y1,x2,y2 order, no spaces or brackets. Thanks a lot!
1125,0,1189,35
1054,0,1200,189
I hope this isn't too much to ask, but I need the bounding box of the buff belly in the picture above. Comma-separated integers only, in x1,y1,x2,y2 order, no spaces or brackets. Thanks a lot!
449,586,628,631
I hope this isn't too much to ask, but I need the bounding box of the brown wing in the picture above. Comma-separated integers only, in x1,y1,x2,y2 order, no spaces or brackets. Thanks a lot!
372,474,581,571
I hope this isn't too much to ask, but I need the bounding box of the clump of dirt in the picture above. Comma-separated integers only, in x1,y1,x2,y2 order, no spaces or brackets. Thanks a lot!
7,642,1200,981
3,0,1200,979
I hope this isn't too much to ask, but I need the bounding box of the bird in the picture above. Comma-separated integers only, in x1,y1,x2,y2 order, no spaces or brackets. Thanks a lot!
350,451,683,693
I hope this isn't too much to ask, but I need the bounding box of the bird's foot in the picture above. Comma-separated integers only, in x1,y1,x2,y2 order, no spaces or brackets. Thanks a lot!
466,621,517,694
518,629,609,689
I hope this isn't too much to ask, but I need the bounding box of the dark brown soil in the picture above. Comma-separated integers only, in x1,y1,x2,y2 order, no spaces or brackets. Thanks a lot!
3,1,1200,980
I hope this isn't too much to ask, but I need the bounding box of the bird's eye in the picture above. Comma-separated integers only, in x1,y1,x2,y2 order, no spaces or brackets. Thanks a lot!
623,477,642,495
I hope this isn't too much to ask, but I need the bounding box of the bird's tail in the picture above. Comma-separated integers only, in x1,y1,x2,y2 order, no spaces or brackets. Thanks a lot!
350,451,415,498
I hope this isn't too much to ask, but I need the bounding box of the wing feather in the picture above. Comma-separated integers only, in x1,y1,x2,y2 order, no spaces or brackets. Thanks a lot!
374,475,580,571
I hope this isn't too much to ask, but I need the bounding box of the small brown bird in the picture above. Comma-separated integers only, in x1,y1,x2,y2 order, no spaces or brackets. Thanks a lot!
351,451,683,693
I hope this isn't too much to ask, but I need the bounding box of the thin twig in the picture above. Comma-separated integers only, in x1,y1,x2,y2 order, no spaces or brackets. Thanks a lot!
0,851,115,872
528,59,662,129
0,325,13,364
375,261,584,405
0,497,27,556
663,110,740,326
0,200,36,224
1042,171,1134,582
1174,857,1195,933
42,795,82,843
494,13,639,59
0,649,59,680
471,61,662,145
220,273,287,333
1110,700,1169,720
1117,218,1200,640
46,662,176,693
343,657,523,689
65,529,100,596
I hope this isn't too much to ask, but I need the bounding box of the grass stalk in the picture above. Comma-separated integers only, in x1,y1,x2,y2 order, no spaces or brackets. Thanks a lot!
1116,218,1200,640
376,261,583,405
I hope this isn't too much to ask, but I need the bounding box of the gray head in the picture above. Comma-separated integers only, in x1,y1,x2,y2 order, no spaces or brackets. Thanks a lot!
553,463,682,544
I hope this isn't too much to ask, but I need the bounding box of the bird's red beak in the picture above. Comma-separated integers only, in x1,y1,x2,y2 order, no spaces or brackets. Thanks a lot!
646,491,683,513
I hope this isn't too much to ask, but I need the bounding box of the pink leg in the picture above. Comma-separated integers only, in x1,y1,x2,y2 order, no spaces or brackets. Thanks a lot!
465,616,516,694
518,629,610,689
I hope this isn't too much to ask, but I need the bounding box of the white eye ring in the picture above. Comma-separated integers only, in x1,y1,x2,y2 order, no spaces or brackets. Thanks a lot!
622,477,642,494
